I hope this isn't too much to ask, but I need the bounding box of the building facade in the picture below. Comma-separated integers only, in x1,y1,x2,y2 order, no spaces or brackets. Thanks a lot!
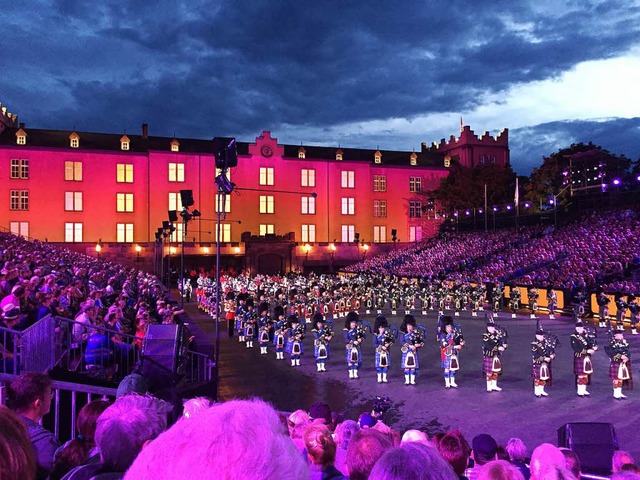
0,101,509,270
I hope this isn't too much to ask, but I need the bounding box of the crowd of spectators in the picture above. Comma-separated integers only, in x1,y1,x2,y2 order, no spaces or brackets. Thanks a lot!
345,209,640,294
0,232,185,375
2,371,640,480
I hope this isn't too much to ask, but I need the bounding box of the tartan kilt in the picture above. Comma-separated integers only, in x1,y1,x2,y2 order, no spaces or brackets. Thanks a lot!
610,361,633,388
314,343,330,360
482,355,501,375
402,350,419,370
375,350,391,369
573,356,592,376
532,362,553,385
346,346,363,366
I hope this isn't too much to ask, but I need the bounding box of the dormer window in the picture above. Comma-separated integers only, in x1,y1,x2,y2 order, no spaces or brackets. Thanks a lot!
120,135,130,151
69,132,80,148
374,150,382,164
336,149,343,161
298,146,306,159
16,127,27,145
444,155,451,168
410,152,417,166
170,139,180,152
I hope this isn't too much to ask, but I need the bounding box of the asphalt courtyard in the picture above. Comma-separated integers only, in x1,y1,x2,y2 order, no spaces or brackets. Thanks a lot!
182,300,640,459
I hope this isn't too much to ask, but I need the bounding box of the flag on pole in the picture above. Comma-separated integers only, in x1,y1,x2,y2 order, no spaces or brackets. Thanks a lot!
514,178,519,207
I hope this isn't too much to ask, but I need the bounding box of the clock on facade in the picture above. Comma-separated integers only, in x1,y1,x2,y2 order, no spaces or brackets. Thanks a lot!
260,145,273,157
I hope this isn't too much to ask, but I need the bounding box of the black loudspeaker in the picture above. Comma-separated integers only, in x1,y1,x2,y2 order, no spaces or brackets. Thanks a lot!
141,324,188,390
168,210,178,223
180,189,194,208
214,137,238,169
557,423,619,475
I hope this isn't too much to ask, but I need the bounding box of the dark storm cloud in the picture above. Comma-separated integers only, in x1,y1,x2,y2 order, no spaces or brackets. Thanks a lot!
510,117,640,174
0,0,638,166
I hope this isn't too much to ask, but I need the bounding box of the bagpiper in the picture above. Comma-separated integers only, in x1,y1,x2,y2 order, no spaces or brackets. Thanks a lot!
547,287,557,320
373,315,395,383
528,287,539,318
531,321,557,398
628,295,639,335
273,305,287,360
604,321,633,400
614,294,627,331
287,314,305,367
242,299,257,348
257,302,272,355
597,290,610,328
509,286,521,318
312,313,333,372
343,311,365,379
570,318,598,396
235,295,247,342
438,316,465,389
400,315,425,386
491,284,503,317
483,315,508,392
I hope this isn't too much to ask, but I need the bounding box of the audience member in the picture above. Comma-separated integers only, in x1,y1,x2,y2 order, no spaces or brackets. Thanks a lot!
124,398,309,480
437,432,471,480
346,429,394,480
401,429,430,446
559,449,581,480
506,438,531,480
0,404,37,480
613,451,636,474
465,434,499,480
63,393,172,480
304,424,345,480
6,372,60,480
309,402,333,427
334,420,359,476
289,409,312,453
181,397,213,419
529,444,566,480
369,442,458,480
51,399,111,480
476,460,525,480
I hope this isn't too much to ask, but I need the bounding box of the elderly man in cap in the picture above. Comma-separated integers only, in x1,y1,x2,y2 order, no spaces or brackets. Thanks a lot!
464,434,498,480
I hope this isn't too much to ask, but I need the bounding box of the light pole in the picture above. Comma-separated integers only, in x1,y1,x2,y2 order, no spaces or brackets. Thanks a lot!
135,244,142,262
362,243,369,260
95,243,101,259
329,243,336,273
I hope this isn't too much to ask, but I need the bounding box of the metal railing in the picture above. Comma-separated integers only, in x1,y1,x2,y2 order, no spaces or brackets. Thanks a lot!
1,315,58,375
0,325,20,374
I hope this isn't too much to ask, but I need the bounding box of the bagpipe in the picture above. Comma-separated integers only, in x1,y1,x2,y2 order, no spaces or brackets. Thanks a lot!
604,326,631,380
400,326,426,352
274,322,288,348
314,322,335,347
291,323,305,355
375,328,397,354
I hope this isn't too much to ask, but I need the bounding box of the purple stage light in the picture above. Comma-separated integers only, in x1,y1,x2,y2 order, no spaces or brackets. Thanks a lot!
492,206,498,212
478,209,483,213
549,199,554,205
506,205,512,210
465,210,471,216
613,178,621,185
524,202,531,208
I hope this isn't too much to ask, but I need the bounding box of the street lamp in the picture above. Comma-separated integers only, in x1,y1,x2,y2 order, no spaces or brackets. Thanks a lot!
362,243,369,260
95,242,101,259
234,246,241,254
203,247,210,254
135,244,142,262
304,243,311,260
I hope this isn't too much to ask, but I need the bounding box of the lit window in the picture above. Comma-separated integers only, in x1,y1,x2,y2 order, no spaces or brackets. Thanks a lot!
373,200,387,217
70,137,79,148
374,226,387,243
259,195,274,214
341,197,355,215
373,175,386,192
168,192,183,212
16,135,26,145
341,225,355,243
120,135,130,151
409,176,422,192
341,171,355,188
409,226,422,242
410,153,417,166
409,201,422,218
65,161,82,181
298,147,306,159
170,222,184,242
301,169,316,187
215,193,231,213
65,192,83,211
336,149,343,161
216,224,231,242
9,221,29,237
169,163,185,182
116,193,134,212
444,156,451,167
259,167,274,185
302,224,316,243
374,150,382,164
10,159,29,179
10,190,29,210
65,222,83,242
116,223,134,243
301,196,315,214
259,224,275,236
117,164,133,183
170,140,180,152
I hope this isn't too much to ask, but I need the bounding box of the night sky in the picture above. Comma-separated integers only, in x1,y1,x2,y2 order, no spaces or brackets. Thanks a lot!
2,1,639,173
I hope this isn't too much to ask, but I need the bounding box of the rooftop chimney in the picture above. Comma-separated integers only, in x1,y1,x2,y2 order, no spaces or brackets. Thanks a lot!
142,123,148,139
19,122,25,129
